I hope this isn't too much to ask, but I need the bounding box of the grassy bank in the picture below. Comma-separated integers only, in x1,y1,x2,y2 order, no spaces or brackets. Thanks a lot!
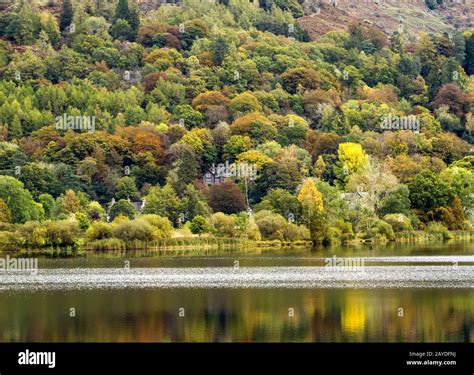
85,237,313,251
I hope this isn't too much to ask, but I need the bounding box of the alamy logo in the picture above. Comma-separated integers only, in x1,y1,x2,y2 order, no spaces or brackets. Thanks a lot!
18,350,55,369
380,114,420,132
0,255,38,275
211,161,258,181
55,114,95,132
324,255,365,272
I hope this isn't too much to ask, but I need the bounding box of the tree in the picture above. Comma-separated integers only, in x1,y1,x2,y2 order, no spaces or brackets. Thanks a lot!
209,34,231,66
256,188,302,222
60,0,74,32
43,15,60,46
378,185,412,218
230,113,277,144
0,176,41,223
0,198,11,223
223,135,252,161
114,0,130,22
38,193,57,219
281,67,323,94
189,215,212,235
143,184,181,224
115,176,137,200
110,19,133,41
57,189,82,215
205,181,247,214
172,104,204,129
464,33,474,75
408,170,454,212
87,201,105,221
303,130,341,161
229,92,262,116
109,199,135,220
179,184,211,221
297,178,324,242
431,83,466,118
337,142,368,181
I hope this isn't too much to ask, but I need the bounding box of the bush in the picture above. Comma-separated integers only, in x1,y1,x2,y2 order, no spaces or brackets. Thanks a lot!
86,221,113,240
112,219,154,242
357,218,395,241
326,219,354,243
87,201,106,221
43,220,80,247
254,210,308,241
189,215,212,235
211,212,236,237
15,221,47,248
426,222,453,240
75,212,90,230
141,214,173,239
383,214,413,232
282,222,311,241
109,199,136,220
254,210,287,240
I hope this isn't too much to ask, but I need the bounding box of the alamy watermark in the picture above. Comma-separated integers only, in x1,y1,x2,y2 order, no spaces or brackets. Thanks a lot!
55,114,96,133
0,255,38,275
380,114,420,132
210,161,258,181
324,255,365,272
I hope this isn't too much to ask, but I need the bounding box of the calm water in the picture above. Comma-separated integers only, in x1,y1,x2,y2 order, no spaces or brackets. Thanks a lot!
0,242,473,342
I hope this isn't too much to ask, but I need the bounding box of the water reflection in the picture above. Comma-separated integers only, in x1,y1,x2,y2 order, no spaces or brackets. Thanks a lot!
0,288,472,342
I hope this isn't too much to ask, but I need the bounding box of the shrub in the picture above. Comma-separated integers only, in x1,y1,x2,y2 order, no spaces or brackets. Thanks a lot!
326,219,354,243
357,218,395,241
141,214,173,239
383,214,413,232
112,219,154,242
211,212,236,237
189,215,213,235
254,210,287,240
86,221,113,240
426,222,453,240
87,201,106,221
15,221,47,248
254,210,308,241
109,199,136,220
43,220,80,247
75,212,90,230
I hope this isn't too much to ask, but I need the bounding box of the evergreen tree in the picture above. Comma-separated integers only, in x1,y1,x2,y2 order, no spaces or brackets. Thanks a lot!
452,31,465,65
44,15,60,46
465,33,474,75
114,0,130,22
128,3,140,40
60,0,74,32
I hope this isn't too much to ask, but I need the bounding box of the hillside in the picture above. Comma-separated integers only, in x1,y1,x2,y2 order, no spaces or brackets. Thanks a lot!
299,0,474,39
0,0,472,249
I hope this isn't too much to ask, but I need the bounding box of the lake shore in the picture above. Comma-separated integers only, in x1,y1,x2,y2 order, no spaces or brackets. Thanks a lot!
1,230,473,255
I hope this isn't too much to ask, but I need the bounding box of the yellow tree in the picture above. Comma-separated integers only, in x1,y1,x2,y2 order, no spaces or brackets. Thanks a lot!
337,142,368,180
298,178,324,242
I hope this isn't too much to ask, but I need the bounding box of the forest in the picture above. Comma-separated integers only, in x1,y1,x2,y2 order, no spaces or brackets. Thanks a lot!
0,0,473,250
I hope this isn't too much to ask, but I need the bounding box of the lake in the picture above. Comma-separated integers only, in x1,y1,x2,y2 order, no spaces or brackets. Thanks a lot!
0,241,473,342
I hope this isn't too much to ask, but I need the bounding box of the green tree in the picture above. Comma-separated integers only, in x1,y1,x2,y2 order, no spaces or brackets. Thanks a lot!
189,215,212,235
114,0,130,22
408,170,454,212
60,0,74,32
143,184,181,224
115,176,137,200
0,176,41,223
109,199,135,220
180,184,211,221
